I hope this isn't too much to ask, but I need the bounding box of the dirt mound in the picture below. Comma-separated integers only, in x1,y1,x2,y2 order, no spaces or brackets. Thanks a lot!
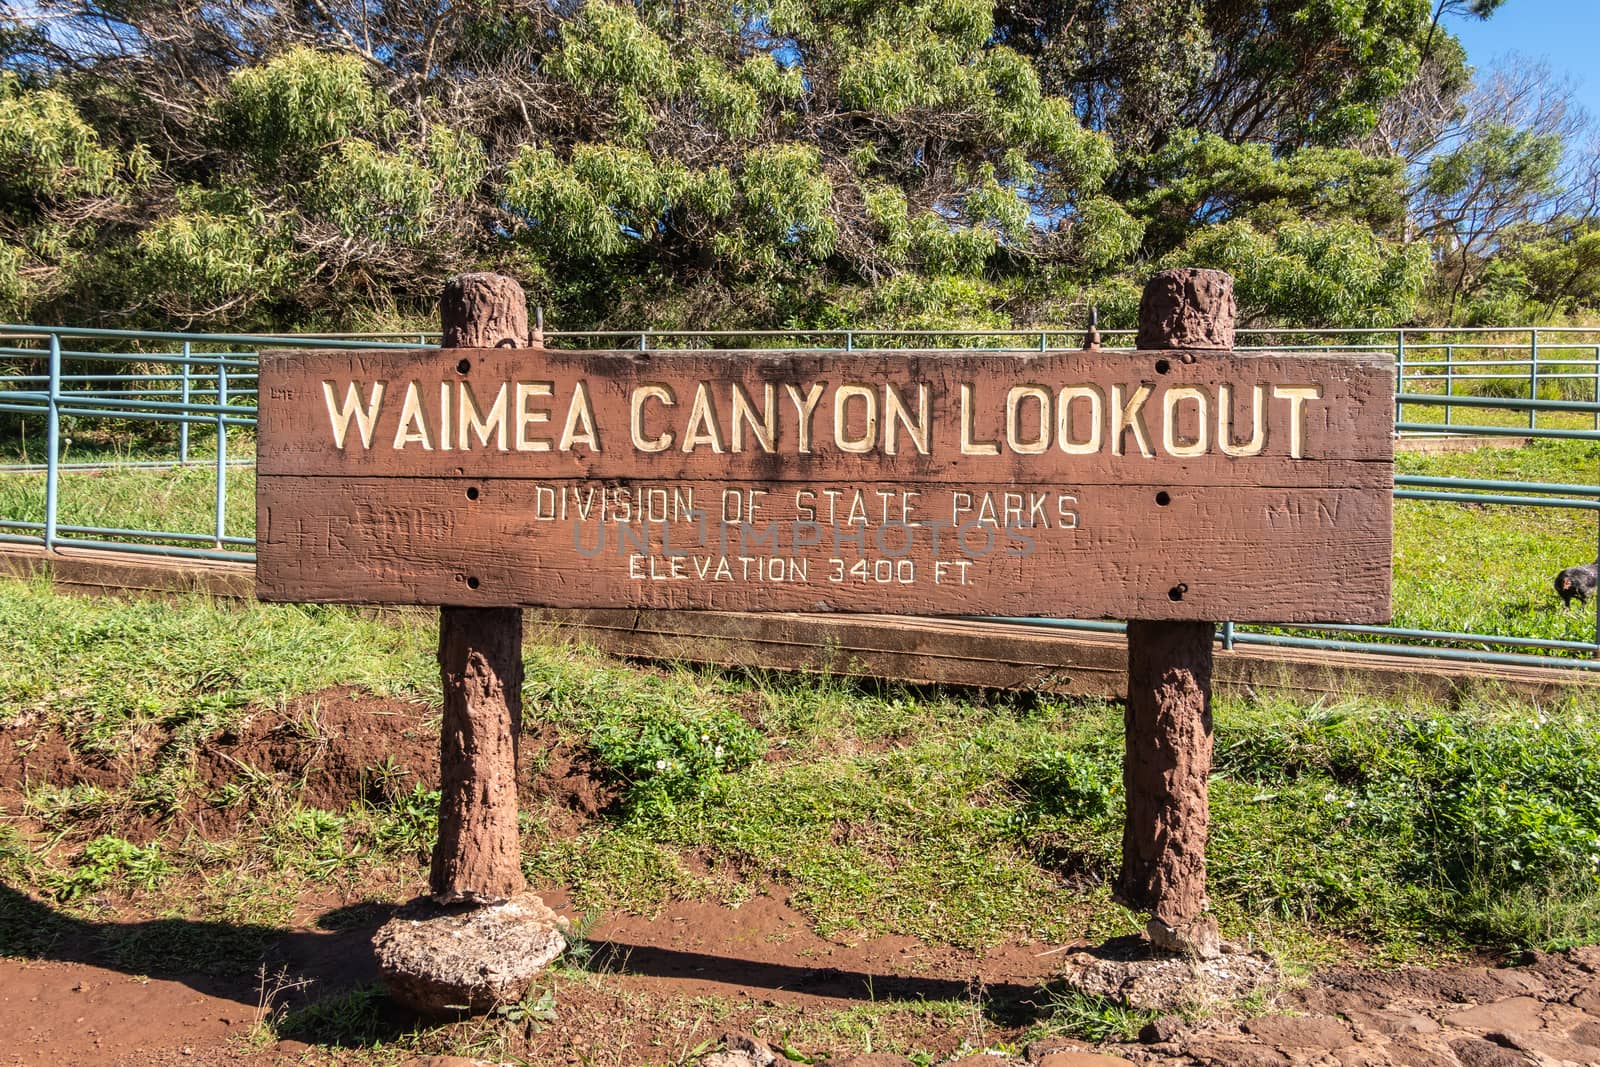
195,687,439,810
4,687,619,837
522,722,620,832
0,728,123,802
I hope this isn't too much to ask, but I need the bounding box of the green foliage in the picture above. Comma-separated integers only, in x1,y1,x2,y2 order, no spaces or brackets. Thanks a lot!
6,574,1600,964
686,56,764,139
1404,716,1600,890
739,54,803,101
0,0,1587,329
1172,218,1430,326
370,783,441,857
723,143,838,270
50,835,170,901
588,701,764,814
0,72,125,207
0,574,432,752
505,144,685,258
1461,218,1600,323
0,240,26,317
1014,749,1116,819
1038,988,1157,1043
311,139,437,243
131,187,298,317
1420,124,1564,213
1136,133,1408,246
547,0,681,141
218,48,399,172
1212,692,1600,948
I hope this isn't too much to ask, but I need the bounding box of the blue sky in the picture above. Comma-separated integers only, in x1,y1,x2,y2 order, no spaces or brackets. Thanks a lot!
1447,0,1600,120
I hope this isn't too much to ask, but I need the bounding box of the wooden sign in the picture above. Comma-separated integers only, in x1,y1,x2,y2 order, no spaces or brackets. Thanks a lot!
255,347,1393,622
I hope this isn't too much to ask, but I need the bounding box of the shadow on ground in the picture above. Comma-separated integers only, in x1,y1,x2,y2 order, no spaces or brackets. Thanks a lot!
0,882,1054,1046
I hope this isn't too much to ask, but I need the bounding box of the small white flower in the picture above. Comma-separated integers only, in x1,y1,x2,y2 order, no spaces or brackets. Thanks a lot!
655,759,667,770
1345,799,1357,809
1323,791,1338,803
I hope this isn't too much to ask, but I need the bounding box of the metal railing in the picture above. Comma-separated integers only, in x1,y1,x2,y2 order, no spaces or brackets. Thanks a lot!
3,322,1600,673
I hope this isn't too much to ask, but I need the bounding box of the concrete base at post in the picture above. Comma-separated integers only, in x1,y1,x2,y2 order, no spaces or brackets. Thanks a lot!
1055,936,1280,1014
374,893,567,1016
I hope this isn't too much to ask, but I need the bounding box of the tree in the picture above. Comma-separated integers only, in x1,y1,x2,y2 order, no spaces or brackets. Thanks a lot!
1399,59,1596,320
0,0,1504,330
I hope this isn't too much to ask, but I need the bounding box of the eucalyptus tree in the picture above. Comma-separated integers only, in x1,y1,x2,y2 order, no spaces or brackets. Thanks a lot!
0,0,1507,329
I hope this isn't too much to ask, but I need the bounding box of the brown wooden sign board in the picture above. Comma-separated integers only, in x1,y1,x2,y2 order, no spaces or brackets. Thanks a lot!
255,347,1393,623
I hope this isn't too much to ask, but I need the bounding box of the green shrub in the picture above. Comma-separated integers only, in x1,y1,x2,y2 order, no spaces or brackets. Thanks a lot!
1014,748,1116,819
589,702,764,814
51,835,170,901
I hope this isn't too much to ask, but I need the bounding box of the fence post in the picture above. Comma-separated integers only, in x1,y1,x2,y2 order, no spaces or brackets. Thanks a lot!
1593,345,1599,432
1222,621,1235,650
1444,344,1453,426
179,342,191,463
1395,329,1406,426
1529,328,1539,430
845,330,853,352
213,357,227,549
43,332,61,551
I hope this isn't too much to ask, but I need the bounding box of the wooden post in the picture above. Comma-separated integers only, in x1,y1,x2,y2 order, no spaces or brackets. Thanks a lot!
1114,267,1235,957
430,273,530,905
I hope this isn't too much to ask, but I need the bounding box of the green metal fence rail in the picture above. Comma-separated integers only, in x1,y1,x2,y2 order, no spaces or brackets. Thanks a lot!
4,322,1599,671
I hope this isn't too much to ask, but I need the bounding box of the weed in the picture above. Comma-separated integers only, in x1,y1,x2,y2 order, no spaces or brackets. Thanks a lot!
362,752,411,802
273,984,387,1046
1035,987,1156,1043
369,782,441,859
247,963,312,1048
554,908,602,972
1012,748,1118,820
496,985,558,1025
588,699,764,815
259,806,363,879
50,835,171,902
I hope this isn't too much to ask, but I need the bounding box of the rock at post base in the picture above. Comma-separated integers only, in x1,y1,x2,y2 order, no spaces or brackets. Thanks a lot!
1055,937,1280,1014
1146,913,1222,959
374,893,566,1016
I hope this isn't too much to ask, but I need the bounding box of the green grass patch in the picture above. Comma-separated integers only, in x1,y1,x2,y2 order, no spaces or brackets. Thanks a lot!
0,445,255,548
0,573,431,750
1386,440,1600,648
2,578,1599,975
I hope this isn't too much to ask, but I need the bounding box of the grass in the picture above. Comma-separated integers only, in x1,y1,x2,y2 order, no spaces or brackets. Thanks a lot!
2,578,1600,1060
1385,439,1600,648
4,576,1600,964
0,437,255,548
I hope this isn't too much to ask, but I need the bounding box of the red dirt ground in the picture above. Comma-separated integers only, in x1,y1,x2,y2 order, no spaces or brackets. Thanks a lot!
4,688,1600,1066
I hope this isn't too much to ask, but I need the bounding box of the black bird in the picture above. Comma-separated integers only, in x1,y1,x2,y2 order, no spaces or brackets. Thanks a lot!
1555,561,1599,607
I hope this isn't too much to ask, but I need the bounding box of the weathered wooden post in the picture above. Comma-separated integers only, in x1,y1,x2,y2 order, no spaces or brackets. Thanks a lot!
1113,268,1231,957
432,273,529,905
374,273,564,1015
